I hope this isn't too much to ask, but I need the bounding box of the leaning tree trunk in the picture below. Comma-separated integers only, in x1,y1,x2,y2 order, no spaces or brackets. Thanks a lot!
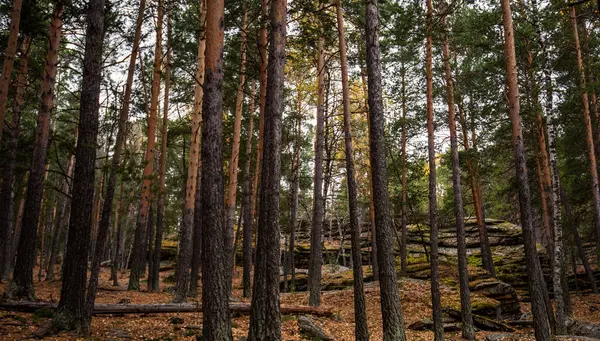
0,36,31,281
441,9,474,339
500,0,552,339
224,9,248,294
365,1,407,340
336,1,369,339
425,0,443,339
308,35,325,308
242,82,256,298
0,0,23,145
247,0,287,339
173,0,206,301
128,0,163,292
201,0,231,338
50,0,105,333
6,2,63,300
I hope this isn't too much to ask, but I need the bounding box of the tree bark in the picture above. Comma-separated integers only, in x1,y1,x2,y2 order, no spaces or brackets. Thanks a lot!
173,0,206,301
425,1,443,339
441,8,474,338
400,64,408,276
289,95,302,292
500,0,552,339
6,2,63,300
51,0,105,332
0,36,31,282
308,35,325,308
0,0,23,146
365,1,407,340
129,0,163,292
336,1,369,339
242,81,256,298
189,159,202,296
247,0,286,339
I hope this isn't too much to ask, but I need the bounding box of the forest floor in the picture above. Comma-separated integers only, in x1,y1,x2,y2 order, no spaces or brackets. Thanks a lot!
1,266,599,340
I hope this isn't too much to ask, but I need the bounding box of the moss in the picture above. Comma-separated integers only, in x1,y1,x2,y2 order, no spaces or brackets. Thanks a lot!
468,254,483,267
442,278,457,287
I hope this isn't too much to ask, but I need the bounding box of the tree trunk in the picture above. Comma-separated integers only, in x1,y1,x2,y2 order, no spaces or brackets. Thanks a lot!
201,0,231,339
242,81,256,298
0,36,31,282
0,0,23,145
224,9,248,294
129,0,163,292
173,0,206,301
6,3,63,300
247,0,286,339
441,9,474,338
189,159,202,296
426,1,443,339
51,0,105,332
111,182,125,286
500,0,552,339
308,35,325,308
6,175,28,280
365,1,407,340
289,98,302,292
336,1,369,339
400,64,408,276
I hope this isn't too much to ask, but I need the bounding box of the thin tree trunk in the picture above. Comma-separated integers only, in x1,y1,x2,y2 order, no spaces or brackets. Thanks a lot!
365,1,407,340
6,3,63,300
500,0,552,338
247,0,287,339
441,9,474,338
289,102,302,291
336,1,369,338
129,0,163,292
426,0,443,339
189,161,202,296
51,0,105,332
242,81,256,298
308,35,325,308
201,0,231,338
111,182,125,286
173,0,206,301
400,64,408,276
0,36,31,282
0,0,23,145
224,8,248,294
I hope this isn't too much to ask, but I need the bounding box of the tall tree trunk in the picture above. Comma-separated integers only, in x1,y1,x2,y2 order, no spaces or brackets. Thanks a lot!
570,6,600,264
201,0,231,338
224,8,248,294
336,1,369,338
6,175,28,279
308,35,325,307
247,0,287,339
189,160,202,296
129,0,164,291
0,0,23,145
441,9,474,338
425,0,443,339
0,36,31,281
111,182,125,286
6,2,63,300
400,64,408,276
289,96,302,291
51,0,105,332
173,0,206,301
500,0,552,338
365,1,407,340
150,9,172,293
242,81,256,298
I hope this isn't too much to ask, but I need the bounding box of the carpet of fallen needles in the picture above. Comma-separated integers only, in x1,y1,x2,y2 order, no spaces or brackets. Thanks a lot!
1,266,600,340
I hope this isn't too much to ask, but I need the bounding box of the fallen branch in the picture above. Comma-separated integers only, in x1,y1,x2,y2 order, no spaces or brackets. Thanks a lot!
0,301,334,318
443,308,514,332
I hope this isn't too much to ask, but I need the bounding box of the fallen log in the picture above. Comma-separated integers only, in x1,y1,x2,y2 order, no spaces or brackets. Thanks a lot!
443,308,514,332
0,301,333,318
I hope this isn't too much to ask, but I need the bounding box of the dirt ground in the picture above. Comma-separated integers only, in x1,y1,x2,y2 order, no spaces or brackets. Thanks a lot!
1,266,599,340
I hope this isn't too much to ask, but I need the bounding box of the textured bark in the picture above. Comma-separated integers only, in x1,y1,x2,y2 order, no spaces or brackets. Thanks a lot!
425,1,443,339
6,3,63,300
6,176,27,279
337,1,369,338
129,0,163,292
0,0,23,145
289,98,302,291
201,0,231,339
189,160,202,296
400,64,408,276
500,0,552,339
308,35,325,308
441,11,474,339
247,0,286,339
365,1,407,340
51,0,105,332
242,81,256,298
0,36,31,281
174,0,206,301
224,9,248,294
